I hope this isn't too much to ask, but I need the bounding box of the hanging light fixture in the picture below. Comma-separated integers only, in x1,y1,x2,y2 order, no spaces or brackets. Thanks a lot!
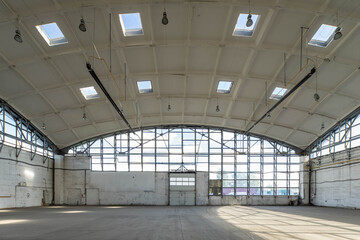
246,0,253,27
321,122,325,130
333,27,342,40
41,122,46,130
167,104,171,111
82,112,87,120
162,10,168,25
14,29,23,43
246,14,253,27
79,17,86,32
314,57,320,102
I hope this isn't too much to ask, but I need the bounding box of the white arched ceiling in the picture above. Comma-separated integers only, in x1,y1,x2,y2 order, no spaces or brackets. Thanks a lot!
0,0,359,150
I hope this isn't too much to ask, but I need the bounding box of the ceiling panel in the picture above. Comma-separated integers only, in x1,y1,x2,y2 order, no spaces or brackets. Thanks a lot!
264,9,313,47
190,4,228,40
156,45,186,72
19,60,64,88
73,125,98,140
188,45,218,72
249,51,283,77
87,102,115,122
186,75,211,96
42,86,79,110
0,69,33,98
217,47,251,74
10,94,53,117
231,101,253,119
123,46,155,73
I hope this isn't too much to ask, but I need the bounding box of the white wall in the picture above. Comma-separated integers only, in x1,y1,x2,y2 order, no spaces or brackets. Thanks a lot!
0,145,53,209
58,156,300,206
56,156,169,205
310,147,360,209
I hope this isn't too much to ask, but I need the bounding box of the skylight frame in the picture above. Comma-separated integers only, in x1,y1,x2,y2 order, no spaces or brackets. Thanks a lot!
217,81,233,94
137,81,153,94
233,13,260,37
270,87,287,101
119,12,144,37
80,86,100,100
309,24,337,48
35,22,68,46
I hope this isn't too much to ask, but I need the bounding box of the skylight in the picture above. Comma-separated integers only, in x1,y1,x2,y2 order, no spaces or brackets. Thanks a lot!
233,14,260,37
217,81,233,94
137,81,153,94
80,86,100,100
35,22,68,46
270,87,287,100
309,24,337,48
119,13,144,37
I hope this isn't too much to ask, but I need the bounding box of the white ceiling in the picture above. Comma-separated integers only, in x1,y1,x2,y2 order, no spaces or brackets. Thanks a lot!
0,0,359,150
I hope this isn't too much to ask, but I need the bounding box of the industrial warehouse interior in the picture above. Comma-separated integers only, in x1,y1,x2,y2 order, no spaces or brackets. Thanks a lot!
0,0,359,239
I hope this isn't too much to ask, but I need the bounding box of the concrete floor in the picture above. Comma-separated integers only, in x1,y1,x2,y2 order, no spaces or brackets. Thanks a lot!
0,206,359,240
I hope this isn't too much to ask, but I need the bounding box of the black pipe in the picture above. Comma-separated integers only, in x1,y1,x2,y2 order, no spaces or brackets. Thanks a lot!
86,62,135,133
245,67,316,135
52,158,55,205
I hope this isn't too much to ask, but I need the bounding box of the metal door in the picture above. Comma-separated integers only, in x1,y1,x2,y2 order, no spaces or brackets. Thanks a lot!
169,173,195,206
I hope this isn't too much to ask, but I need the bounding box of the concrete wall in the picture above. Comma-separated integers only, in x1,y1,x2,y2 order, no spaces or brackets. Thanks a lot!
310,147,360,209
0,145,53,209
56,156,169,205
58,156,300,206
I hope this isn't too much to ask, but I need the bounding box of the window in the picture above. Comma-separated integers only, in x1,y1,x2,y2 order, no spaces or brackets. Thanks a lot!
80,86,99,100
36,22,68,46
217,81,233,94
309,24,337,48
119,13,144,37
233,13,260,37
270,87,287,100
310,111,360,158
0,101,54,158
69,127,300,197
137,81,153,93
170,177,195,186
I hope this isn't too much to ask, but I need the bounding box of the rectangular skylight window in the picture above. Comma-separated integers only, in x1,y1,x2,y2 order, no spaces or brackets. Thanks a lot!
137,81,153,93
35,22,68,46
80,86,99,100
309,24,337,48
270,87,287,100
233,13,260,37
119,13,144,37
217,81,233,94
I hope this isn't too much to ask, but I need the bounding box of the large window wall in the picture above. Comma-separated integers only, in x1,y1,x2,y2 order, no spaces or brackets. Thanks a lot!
0,100,54,160
69,127,300,197
309,110,360,159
